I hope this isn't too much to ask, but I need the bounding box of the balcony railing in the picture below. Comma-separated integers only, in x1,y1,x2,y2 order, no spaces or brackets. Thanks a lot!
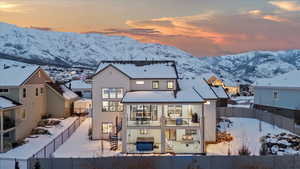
164,118,200,127
127,117,161,127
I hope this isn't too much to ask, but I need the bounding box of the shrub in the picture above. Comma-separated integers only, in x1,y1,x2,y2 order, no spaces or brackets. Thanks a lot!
238,144,251,155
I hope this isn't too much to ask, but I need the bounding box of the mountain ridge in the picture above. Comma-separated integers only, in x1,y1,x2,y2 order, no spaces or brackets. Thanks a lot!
1,22,300,83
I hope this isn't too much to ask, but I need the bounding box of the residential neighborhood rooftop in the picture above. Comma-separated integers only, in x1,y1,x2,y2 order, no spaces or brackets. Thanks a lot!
96,60,178,79
67,80,91,89
0,96,20,109
255,70,300,88
0,65,40,86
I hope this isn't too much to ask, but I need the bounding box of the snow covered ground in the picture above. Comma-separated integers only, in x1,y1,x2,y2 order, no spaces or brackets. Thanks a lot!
207,117,298,156
0,117,77,159
53,118,121,158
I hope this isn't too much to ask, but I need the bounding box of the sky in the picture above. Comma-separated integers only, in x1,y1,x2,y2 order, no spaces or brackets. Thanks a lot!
0,0,300,57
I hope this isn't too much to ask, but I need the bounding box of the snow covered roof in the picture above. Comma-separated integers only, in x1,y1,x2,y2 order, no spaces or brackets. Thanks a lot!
0,96,21,109
211,86,229,99
60,85,79,100
67,80,91,89
0,65,40,86
255,70,300,88
95,60,178,79
192,78,218,100
122,79,204,103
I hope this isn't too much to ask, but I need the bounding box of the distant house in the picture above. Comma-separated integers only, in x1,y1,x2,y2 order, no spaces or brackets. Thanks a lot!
92,60,218,154
0,65,77,152
254,70,300,123
67,80,91,98
201,73,239,96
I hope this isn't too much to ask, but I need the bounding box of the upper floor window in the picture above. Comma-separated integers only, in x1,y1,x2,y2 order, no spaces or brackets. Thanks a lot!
102,88,123,99
23,88,26,98
102,101,124,112
0,89,9,93
273,90,279,100
102,122,113,134
152,81,159,89
35,88,39,96
136,81,145,85
40,87,44,95
167,81,174,89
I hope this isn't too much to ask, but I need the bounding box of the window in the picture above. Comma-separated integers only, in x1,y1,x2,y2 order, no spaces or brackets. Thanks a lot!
102,88,123,99
35,88,39,96
185,129,197,135
273,90,279,100
136,81,144,85
166,129,176,141
130,105,158,121
152,81,159,89
23,88,26,98
102,101,123,112
167,105,182,118
0,89,8,93
21,109,26,120
140,129,148,134
167,81,174,89
40,88,44,95
102,123,113,134
205,101,210,105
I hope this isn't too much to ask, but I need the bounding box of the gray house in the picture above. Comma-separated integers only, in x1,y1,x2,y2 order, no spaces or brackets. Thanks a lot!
254,70,300,123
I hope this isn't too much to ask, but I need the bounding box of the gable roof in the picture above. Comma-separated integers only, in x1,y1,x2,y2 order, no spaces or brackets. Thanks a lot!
255,70,300,88
47,82,79,100
0,65,40,86
67,80,91,90
0,96,22,110
94,60,178,79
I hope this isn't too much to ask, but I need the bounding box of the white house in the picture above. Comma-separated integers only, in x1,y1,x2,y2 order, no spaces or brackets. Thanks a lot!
254,70,300,122
91,60,219,154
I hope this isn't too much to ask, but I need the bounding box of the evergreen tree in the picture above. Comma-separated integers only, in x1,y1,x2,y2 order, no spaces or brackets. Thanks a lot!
15,159,20,169
34,159,42,169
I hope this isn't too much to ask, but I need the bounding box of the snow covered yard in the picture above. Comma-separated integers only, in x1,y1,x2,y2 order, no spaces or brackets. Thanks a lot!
0,117,78,160
207,117,300,156
53,118,121,158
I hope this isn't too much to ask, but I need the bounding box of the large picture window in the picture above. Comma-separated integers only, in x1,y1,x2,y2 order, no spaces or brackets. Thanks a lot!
167,105,182,118
102,88,123,99
130,105,158,121
102,101,123,112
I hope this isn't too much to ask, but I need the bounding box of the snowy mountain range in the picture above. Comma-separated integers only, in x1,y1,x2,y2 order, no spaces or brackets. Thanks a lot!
0,22,300,83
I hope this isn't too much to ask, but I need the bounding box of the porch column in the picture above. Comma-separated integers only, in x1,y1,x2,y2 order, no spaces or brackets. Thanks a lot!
201,103,206,154
0,110,3,153
122,105,129,153
160,105,165,153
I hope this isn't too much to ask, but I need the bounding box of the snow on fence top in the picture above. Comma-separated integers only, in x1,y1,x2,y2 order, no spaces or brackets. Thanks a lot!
95,60,178,79
0,65,39,86
255,70,300,88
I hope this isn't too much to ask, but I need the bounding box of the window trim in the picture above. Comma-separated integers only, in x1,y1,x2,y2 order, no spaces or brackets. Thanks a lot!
152,81,159,89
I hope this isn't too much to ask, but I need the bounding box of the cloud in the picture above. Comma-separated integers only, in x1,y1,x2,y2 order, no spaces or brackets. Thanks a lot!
248,9,289,22
269,1,300,11
0,2,27,13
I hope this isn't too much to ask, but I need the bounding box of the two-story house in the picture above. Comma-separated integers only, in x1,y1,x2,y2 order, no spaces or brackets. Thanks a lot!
0,65,78,152
92,60,218,154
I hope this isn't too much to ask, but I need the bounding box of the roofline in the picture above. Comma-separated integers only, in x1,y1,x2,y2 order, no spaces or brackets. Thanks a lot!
92,60,179,80
0,104,23,111
20,66,54,86
254,85,300,90
0,96,23,110
46,83,79,101
204,78,229,99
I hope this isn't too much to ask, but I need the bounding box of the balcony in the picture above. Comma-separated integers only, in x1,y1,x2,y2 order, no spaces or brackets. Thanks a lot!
127,117,161,127
165,117,200,127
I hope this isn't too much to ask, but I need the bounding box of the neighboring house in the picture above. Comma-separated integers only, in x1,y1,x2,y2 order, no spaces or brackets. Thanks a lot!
0,66,53,152
67,80,91,98
202,73,239,95
0,96,22,152
46,82,79,118
254,70,300,123
92,60,218,154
